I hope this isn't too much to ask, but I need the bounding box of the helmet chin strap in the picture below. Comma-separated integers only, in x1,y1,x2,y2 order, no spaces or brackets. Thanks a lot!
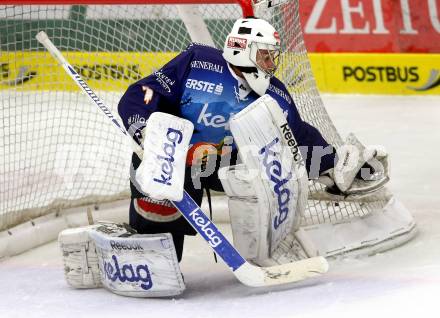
242,69,270,96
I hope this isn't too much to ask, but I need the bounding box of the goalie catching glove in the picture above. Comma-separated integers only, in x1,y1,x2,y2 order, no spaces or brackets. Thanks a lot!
318,133,390,196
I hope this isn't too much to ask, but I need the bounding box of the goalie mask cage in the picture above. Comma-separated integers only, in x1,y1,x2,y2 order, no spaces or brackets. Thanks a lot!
0,0,411,257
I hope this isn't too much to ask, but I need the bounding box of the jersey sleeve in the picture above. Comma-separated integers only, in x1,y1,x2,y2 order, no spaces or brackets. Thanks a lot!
117,46,195,144
268,80,336,178
288,111,336,178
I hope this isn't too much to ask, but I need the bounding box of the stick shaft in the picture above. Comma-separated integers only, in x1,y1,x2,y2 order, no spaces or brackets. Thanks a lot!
36,31,127,137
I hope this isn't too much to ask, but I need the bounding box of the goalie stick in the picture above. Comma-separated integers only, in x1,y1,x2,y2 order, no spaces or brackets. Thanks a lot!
36,31,328,287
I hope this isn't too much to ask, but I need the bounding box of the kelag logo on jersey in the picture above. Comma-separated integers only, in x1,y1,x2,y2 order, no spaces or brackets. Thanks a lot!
186,78,223,95
197,102,235,129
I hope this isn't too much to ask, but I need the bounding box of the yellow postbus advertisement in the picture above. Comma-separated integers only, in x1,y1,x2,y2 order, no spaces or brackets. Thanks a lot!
309,53,440,95
2,52,439,94
0,52,178,91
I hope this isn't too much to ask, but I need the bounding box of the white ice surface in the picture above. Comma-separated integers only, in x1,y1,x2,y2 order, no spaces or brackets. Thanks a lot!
1,94,439,318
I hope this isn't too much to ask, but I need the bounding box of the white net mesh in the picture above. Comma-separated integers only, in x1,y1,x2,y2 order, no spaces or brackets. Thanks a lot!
0,1,387,232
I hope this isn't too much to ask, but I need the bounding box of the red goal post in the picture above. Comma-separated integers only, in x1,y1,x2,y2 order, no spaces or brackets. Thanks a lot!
5,0,253,15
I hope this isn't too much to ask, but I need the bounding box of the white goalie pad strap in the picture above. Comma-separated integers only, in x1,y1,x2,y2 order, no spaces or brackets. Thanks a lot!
135,112,194,201
220,164,256,198
225,94,309,260
295,197,417,258
219,164,263,260
59,225,101,289
228,198,261,261
89,231,185,297
58,222,135,289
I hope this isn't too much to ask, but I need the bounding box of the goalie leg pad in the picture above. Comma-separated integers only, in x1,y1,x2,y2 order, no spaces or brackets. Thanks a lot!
58,222,136,289
220,94,309,264
220,164,318,266
89,230,185,297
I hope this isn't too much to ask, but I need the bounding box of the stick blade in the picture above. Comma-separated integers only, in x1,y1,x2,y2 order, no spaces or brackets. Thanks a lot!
234,256,328,287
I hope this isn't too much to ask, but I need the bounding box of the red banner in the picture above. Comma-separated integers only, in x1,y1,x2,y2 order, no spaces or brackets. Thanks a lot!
300,0,440,52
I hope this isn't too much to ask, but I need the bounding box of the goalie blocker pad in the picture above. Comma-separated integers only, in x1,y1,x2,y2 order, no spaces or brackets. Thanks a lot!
135,112,193,201
220,94,309,264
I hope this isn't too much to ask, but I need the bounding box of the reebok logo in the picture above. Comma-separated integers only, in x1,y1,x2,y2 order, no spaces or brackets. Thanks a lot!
280,123,304,166
110,240,143,251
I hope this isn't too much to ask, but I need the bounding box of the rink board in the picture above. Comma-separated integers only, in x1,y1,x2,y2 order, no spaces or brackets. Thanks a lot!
1,52,439,95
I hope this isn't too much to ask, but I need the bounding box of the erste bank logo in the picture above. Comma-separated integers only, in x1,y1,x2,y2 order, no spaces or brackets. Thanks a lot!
185,79,223,95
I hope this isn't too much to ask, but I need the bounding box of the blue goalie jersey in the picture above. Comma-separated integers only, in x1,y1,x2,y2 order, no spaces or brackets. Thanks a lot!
118,44,335,176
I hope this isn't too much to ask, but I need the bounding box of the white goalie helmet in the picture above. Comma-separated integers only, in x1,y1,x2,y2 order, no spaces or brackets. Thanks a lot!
223,17,281,96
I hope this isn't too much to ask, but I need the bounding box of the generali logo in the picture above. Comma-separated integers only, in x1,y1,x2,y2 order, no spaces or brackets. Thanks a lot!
227,36,247,50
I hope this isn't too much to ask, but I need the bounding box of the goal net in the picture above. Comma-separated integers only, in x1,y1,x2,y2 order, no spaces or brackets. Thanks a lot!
0,0,414,256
